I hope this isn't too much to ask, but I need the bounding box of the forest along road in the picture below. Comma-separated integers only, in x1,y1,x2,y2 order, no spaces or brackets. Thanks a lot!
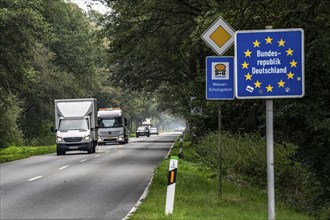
0,132,180,220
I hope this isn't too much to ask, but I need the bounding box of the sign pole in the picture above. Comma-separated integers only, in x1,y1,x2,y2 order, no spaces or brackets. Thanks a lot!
235,24,304,220
218,101,222,198
266,99,275,220
265,25,275,220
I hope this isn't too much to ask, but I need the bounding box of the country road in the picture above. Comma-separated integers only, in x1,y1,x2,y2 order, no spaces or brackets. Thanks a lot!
0,132,180,220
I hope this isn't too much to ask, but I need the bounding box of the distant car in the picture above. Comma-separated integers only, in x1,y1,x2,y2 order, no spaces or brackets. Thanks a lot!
136,126,150,137
175,127,185,132
150,127,158,135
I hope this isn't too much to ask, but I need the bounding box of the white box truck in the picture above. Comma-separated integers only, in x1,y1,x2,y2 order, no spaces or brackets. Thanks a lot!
54,98,98,155
97,108,129,145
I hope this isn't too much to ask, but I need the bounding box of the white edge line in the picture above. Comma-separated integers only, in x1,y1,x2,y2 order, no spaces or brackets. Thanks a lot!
59,165,69,170
80,159,87,162
27,175,43,182
94,155,100,157
123,136,178,220
123,175,154,220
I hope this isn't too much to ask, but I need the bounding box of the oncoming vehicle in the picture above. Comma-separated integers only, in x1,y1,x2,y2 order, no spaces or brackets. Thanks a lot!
97,108,129,145
53,98,98,155
175,127,185,132
136,126,150,137
150,127,158,135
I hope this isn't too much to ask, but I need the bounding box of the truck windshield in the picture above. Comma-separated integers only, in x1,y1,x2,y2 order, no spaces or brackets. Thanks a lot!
59,118,89,131
98,117,122,128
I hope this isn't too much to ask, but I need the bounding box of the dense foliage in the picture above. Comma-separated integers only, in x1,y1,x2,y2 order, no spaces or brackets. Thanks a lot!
0,0,154,146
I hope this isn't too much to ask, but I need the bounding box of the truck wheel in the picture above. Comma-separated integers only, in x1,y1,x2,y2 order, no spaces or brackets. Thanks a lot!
87,149,92,154
92,141,97,153
56,146,64,156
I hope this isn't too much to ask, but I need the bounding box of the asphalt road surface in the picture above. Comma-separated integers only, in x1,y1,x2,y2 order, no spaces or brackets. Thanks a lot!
0,132,180,220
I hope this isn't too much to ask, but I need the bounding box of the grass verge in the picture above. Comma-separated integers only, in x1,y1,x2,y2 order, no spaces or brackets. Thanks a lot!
130,140,311,220
0,145,56,164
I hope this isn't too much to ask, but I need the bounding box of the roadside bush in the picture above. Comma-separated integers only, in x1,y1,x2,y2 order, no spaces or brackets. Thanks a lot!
0,145,56,163
191,132,326,217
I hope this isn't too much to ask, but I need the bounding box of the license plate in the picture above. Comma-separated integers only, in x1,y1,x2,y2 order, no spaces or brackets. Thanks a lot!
69,146,79,149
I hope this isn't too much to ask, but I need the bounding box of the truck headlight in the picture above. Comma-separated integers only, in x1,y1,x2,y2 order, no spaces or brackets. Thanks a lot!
84,135,90,140
56,136,62,141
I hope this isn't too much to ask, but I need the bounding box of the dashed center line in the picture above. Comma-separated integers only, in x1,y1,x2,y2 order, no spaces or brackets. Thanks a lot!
80,159,87,162
59,165,69,170
27,176,43,182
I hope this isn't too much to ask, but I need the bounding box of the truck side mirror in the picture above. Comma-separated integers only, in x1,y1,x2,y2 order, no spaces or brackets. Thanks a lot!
124,118,128,126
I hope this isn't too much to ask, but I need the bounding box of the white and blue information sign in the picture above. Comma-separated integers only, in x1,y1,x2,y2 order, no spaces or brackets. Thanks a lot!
206,56,234,100
235,29,304,99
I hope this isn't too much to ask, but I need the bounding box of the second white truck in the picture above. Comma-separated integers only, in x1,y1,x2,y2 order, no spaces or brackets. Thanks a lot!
97,108,129,145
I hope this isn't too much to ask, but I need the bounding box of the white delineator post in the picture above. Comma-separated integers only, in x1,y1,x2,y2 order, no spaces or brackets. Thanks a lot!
165,156,178,215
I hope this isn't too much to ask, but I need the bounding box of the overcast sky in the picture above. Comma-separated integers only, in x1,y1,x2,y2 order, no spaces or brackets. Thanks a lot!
69,0,109,14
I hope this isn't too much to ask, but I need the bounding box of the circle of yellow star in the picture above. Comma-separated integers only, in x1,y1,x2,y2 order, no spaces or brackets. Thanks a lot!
244,49,252,57
277,80,286,88
287,71,295,79
278,38,286,46
266,84,274,92
265,36,273,44
286,48,294,56
245,73,252,80
241,61,249,69
290,60,298,67
253,40,260,47
254,80,262,88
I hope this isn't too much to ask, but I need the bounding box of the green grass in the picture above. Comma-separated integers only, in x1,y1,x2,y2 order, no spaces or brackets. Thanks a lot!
0,145,56,163
130,140,312,220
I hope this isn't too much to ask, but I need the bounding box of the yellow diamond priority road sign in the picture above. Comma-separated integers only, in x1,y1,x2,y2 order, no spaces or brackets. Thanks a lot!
201,17,235,55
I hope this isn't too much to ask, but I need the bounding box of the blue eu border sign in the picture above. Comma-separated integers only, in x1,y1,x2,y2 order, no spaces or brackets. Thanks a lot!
235,29,304,99
206,56,234,100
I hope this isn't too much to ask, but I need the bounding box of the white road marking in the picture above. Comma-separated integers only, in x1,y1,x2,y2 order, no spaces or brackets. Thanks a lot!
27,176,43,182
59,165,69,170
94,155,100,157
80,159,87,162
105,151,110,153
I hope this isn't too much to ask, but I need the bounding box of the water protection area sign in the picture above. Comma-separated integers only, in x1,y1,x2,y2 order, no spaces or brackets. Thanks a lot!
206,56,234,100
235,29,304,99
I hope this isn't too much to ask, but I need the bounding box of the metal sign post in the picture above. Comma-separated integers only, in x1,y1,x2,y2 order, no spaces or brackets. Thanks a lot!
266,99,275,219
217,101,222,198
205,56,234,198
202,17,236,199
265,25,275,220
235,26,304,220
235,26,305,220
